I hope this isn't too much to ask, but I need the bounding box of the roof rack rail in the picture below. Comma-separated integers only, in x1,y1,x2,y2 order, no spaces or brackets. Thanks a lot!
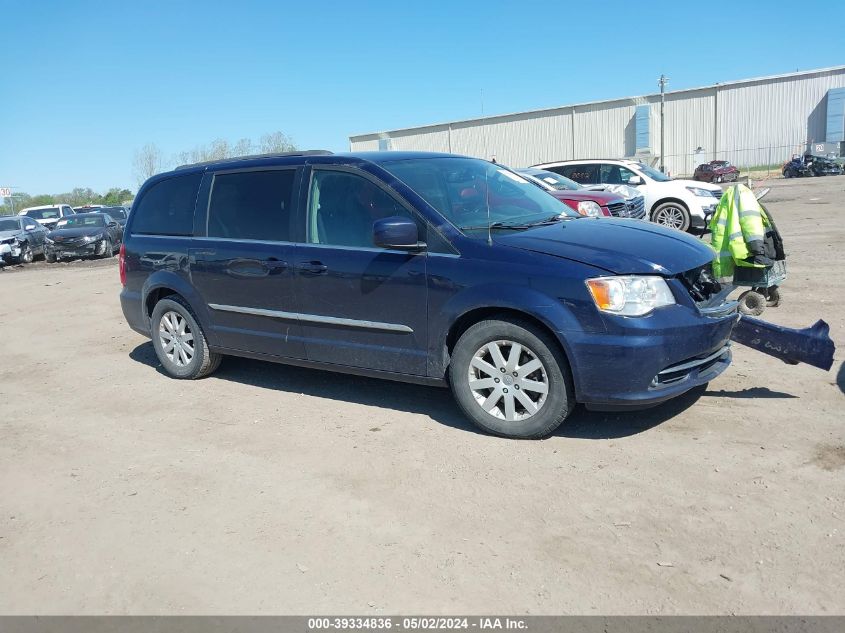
175,150,334,170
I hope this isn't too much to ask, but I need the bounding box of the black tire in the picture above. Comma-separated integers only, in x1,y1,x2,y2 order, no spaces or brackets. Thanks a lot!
15,242,33,264
45,251,57,263
448,317,573,439
100,238,114,258
738,290,766,316
651,201,691,232
150,296,222,379
765,286,781,308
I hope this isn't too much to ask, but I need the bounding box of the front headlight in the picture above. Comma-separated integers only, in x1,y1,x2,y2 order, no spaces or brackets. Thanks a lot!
585,276,676,316
82,235,100,243
686,186,716,197
577,200,603,217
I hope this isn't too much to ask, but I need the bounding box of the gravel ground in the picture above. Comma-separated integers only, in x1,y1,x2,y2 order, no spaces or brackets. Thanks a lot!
0,176,843,614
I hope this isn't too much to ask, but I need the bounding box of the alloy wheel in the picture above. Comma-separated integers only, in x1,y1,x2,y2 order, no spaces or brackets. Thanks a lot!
158,311,195,367
654,206,686,229
467,340,549,422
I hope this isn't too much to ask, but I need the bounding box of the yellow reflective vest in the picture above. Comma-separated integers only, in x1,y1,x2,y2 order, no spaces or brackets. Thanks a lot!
709,184,770,279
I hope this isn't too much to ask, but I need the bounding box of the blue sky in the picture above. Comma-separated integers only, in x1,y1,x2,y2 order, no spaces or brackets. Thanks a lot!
1,0,843,196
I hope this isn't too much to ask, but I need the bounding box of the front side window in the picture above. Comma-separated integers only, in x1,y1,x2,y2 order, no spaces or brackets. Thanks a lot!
307,170,420,247
131,173,202,236
208,170,295,241
599,164,638,185
382,157,576,233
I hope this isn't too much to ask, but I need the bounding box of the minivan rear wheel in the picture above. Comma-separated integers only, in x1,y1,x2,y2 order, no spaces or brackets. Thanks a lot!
449,318,573,439
151,297,221,379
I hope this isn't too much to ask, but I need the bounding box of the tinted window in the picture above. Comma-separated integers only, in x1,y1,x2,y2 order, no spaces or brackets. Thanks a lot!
131,173,202,236
307,170,421,248
550,164,599,184
0,218,20,231
207,170,295,241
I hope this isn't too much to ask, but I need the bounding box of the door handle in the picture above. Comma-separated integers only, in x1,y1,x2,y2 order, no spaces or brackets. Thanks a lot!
296,260,328,275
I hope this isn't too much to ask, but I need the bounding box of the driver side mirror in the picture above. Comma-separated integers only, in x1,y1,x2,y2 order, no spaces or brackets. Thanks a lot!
627,175,643,185
25,224,37,231
373,216,425,252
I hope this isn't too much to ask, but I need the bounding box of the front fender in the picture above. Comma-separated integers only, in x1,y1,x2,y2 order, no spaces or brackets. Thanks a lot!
429,282,593,378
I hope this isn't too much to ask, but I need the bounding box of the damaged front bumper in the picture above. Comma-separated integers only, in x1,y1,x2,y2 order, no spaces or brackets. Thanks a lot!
730,316,835,371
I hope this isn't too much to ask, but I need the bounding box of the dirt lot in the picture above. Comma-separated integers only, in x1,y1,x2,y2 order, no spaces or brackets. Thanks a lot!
1,176,843,615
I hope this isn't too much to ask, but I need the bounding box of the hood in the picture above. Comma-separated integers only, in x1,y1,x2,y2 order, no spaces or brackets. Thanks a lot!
549,189,624,205
582,184,640,200
672,178,721,192
49,227,105,239
495,217,714,275
0,229,23,240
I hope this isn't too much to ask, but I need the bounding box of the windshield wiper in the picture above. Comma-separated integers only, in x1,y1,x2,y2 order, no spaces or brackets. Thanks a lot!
460,215,569,232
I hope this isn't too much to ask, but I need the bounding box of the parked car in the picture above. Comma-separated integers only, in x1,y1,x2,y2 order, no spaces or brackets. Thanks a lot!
693,160,739,183
0,215,49,263
73,204,105,213
45,212,123,261
516,168,646,219
120,151,738,439
805,154,844,176
782,155,814,178
532,159,722,232
18,204,76,231
100,206,129,227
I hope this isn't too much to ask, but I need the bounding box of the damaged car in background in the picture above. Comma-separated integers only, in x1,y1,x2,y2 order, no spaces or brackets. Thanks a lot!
515,167,646,219
0,215,49,264
45,212,123,262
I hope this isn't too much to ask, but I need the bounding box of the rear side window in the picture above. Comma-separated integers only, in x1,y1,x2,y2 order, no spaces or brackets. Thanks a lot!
550,164,598,184
131,173,202,236
207,169,296,241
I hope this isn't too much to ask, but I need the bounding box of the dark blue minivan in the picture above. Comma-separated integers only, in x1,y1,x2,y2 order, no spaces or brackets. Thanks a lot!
120,151,739,438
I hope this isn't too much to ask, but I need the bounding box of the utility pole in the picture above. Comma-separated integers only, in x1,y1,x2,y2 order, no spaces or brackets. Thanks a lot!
659,74,668,173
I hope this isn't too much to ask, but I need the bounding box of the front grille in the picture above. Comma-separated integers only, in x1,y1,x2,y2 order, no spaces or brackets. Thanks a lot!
625,195,646,219
606,202,627,217
54,236,88,247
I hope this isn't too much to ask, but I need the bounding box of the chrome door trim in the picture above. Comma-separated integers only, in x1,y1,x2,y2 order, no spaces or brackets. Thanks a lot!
208,303,413,333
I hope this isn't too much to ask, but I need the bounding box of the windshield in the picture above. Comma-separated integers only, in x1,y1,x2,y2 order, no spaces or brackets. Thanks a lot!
102,207,126,219
0,218,21,231
634,163,671,182
24,208,60,220
381,157,578,232
63,215,105,228
521,169,581,191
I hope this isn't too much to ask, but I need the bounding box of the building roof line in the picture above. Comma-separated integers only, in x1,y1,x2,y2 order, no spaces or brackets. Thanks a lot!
349,65,845,141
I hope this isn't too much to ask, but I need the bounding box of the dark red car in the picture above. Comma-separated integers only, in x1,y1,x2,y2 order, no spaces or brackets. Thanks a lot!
694,160,739,183
515,168,627,217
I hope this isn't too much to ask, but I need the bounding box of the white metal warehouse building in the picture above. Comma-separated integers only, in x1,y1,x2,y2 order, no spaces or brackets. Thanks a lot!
349,66,845,177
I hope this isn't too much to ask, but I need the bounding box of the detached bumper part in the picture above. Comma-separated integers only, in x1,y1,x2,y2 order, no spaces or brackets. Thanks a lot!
730,316,835,371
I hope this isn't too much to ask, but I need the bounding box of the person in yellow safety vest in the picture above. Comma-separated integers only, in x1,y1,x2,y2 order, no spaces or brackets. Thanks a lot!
709,184,776,280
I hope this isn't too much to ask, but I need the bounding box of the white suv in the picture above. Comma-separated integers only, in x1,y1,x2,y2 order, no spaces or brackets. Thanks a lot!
532,159,722,232
19,204,76,231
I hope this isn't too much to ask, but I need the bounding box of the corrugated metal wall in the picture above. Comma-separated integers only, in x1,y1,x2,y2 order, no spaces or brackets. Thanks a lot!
349,67,845,176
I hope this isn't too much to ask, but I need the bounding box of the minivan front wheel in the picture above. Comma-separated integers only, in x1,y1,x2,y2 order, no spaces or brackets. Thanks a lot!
151,297,221,379
651,202,691,232
449,318,573,439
